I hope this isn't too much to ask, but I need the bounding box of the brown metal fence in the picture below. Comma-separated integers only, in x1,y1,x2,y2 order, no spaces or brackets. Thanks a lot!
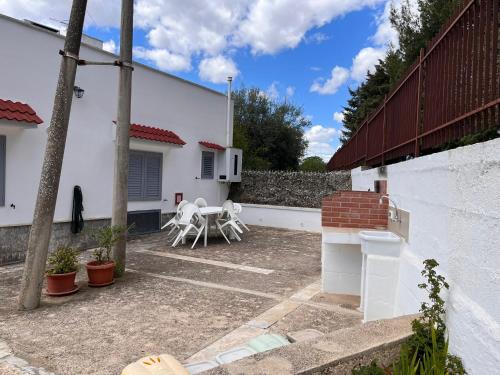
328,0,500,170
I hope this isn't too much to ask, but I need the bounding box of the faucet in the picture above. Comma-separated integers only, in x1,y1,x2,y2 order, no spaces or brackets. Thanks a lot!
379,194,400,223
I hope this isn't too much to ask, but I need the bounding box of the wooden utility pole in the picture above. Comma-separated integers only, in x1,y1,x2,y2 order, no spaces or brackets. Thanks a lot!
18,0,87,310
111,0,134,272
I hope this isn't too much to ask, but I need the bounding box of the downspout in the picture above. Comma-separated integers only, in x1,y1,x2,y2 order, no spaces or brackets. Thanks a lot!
226,76,233,148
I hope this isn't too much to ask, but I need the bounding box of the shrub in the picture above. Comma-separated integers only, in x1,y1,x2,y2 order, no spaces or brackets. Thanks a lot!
351,259,466,375
91,225,127,264
47,246,79,275
404,259,466,374
406,259,448,358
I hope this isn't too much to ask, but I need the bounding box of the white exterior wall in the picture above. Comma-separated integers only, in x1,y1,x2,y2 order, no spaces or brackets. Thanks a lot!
351,138,500,374
0,15,231,226
238,203,321,232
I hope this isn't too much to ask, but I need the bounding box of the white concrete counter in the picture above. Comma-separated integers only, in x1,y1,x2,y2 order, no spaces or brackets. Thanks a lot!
321,227,403,322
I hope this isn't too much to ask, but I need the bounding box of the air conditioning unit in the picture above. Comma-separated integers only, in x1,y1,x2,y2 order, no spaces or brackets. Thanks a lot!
217,147,242,182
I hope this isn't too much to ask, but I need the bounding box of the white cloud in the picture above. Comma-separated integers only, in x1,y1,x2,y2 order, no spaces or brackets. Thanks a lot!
350,46,385,81
286,86,295,97
235,0,385,54
310,66,350,95
2,0,390,84
305,32,330,44
102,39,118,54
133,47,191,72
333,111,345,123
309,0,402,93
266,82,279,100
371,0,399,47
198,55,239,84
305,125,339,143
304,125,341,161
0,0,121,30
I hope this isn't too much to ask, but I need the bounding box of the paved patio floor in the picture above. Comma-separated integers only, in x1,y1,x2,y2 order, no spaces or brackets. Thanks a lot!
0,227,361,375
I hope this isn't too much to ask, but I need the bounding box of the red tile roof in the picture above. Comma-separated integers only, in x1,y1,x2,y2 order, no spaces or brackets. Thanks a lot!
0,99,43,125
130,124,186,145
199,141,225,151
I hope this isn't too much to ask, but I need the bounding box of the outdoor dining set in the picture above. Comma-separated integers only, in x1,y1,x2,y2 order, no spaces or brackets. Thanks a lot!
161,198,249,249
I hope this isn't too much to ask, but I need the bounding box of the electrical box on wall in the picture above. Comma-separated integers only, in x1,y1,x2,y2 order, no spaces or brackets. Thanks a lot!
217,148,242,182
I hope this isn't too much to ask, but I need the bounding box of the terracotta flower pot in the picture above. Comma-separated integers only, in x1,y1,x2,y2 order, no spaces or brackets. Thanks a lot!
46,271,78,296
86,261,115,287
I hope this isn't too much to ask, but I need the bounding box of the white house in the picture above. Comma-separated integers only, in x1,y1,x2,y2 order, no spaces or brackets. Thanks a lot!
0,14,242,264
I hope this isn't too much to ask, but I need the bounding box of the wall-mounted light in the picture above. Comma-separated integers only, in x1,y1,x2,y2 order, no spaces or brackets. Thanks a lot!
73,86,84,99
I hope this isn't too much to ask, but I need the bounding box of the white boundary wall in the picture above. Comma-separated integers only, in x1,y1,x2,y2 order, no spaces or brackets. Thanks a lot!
351,138,500,374
238,203,321,233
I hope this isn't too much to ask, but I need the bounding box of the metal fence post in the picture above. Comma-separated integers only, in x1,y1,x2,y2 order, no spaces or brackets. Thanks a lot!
382,95,387,165
415,48,425,157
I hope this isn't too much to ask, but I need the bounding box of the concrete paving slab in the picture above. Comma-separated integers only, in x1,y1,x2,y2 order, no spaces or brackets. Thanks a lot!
0,227,363,375
134,249,275,275
205,315,416,375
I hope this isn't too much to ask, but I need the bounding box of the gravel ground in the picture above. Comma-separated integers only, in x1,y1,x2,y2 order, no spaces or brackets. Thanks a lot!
0,227,361,375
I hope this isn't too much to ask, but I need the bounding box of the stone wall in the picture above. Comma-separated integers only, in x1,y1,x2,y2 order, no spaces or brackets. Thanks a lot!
0,219,110,266
229,170,351,208
0,214,174,265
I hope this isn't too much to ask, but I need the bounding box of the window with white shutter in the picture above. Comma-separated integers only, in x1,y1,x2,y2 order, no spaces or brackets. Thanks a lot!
201,151,214,179
128,150,162,201
0,136,5,206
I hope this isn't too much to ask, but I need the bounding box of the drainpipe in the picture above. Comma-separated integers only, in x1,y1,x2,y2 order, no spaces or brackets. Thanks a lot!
226,76,233,148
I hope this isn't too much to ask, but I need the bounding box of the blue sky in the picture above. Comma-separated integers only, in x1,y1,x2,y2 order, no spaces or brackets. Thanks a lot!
0,0,399,160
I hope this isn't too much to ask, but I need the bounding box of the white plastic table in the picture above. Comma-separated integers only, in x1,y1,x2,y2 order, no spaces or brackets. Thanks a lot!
199,206,223,247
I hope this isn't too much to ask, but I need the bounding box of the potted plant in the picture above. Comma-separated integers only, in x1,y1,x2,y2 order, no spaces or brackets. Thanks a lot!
46,246,80,296
86,225,126,287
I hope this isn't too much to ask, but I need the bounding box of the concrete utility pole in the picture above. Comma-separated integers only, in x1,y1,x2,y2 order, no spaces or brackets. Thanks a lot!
111,0,134,272
18,0,87,310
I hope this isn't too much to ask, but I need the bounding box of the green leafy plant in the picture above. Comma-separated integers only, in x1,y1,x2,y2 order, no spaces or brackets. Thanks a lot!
91,225,127,264
351,259,466,375
47,246,79,275
418,326,449,375
393,347,419,375
406,259,448,358
351,360,386,375
405,259,466,374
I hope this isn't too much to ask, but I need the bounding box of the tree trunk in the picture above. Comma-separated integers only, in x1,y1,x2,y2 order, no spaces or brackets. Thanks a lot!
18,0,87,310
111,0,134,273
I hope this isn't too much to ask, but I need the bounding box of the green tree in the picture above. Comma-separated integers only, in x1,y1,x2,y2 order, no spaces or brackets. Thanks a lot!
233,87,310,170
391,0,461,67
300,156,326,172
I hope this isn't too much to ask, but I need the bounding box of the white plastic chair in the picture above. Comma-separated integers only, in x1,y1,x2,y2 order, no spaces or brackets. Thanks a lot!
216,200,243,244
161,200,188,235
172,203,206,249
194,197,208,208
232,203,250,231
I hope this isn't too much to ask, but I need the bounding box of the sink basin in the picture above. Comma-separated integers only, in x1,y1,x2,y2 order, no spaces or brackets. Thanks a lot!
359,231,401,243
359,231,401,257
